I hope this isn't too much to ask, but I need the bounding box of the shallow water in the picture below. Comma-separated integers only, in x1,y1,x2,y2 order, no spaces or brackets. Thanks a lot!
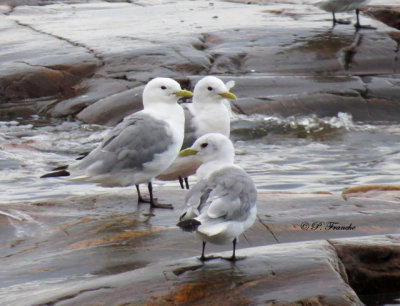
1,112,400,203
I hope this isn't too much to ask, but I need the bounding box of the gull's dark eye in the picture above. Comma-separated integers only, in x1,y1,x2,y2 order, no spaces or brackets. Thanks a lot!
201,143,208,148
207,86,213,91
161,86,167,90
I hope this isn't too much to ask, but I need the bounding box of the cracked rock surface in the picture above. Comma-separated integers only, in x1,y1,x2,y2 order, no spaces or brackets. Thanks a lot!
1,0,400,123
2,0,400,304
1,190,400,304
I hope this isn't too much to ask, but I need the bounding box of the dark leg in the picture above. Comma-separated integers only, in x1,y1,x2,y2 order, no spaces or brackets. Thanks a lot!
354,8,376,30
178,176,185,189
332,11,351,25
200,241,206,261
355,9,360,28
184,177,190,190
147,182,173,209
136,184,150,203
231,238,237,261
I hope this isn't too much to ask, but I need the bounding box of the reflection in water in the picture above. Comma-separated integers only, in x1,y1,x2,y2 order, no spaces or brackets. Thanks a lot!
338,32,362,70
288,28,354,60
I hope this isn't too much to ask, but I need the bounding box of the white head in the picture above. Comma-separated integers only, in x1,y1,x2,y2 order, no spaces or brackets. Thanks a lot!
193,76,236,105
179,133,235,164
142,77,193,108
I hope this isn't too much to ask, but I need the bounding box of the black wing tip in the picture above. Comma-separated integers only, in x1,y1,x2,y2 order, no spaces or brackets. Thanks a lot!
75,151,90,160
176,219,201,232
40,170,70,178
52,165,68,171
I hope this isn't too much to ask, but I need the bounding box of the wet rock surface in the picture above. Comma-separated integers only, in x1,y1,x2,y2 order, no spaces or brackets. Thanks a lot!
1,189,400,304
0,1,400,123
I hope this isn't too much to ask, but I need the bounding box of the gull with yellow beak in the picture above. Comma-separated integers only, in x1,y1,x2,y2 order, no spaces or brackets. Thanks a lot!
41,77,193,209
177,133,257,261
157,76,236,189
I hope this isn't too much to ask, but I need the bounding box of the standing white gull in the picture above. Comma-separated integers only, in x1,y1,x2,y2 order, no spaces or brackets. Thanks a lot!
177,133,257,261
156,76,236,189
41,77,193,209
315,0,372,28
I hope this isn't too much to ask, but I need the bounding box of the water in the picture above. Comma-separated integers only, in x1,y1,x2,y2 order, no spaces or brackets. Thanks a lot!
1,112,400,204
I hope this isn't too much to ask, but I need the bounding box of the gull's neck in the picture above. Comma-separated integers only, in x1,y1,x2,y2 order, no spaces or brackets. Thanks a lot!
145,102,183,123
196,157,235,180
189,100,230,137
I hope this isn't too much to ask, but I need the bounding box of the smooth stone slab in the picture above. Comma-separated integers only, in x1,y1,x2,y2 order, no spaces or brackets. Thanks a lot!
2,240,363,305
1,189,400,304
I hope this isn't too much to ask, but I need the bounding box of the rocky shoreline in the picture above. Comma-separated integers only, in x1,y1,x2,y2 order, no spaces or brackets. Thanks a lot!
1,0,400,304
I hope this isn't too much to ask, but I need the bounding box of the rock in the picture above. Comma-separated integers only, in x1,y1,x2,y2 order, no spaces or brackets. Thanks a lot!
17,241,363,305
1,190,400,303
342,184,400,201
2,1,400,123
75,85,144,125
364,5,400,30
50,77,132,118
0,15,99,104
331,235,400,304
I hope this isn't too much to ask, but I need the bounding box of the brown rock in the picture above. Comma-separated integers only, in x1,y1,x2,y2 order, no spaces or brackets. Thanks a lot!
364,5,400,30
342,184,400,201
331,235,400,304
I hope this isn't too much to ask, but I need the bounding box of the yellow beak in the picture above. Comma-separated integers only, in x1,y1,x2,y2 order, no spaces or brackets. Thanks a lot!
219,91,237,100
174,90,193,98
178,148,198,157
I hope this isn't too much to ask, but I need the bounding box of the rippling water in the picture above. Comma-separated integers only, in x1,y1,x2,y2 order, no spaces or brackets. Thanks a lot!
1,113,400,203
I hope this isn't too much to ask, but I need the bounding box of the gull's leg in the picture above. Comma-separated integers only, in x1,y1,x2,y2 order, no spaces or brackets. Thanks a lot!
355,9,361,28
136,184,150,203
200,241,207,261
178,176,185,189
147,182,173,209
231,238,237,261
354,8,376,30
332,11,351,25
184,177,190,190
225,238,245,262
199,241,219,261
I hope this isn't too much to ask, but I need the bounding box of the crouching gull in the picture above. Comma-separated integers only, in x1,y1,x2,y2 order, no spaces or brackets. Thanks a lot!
315,0,373,28
156,76,236,190
41,77,193,209
176,133,257,261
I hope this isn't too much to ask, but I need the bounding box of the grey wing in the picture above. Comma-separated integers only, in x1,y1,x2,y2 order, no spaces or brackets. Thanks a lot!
204,167,257,222
75,113,173,174
181,104,198,149
180,179,211,220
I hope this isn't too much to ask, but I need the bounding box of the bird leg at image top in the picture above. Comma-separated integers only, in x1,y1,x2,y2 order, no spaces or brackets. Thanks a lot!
184,177,190,189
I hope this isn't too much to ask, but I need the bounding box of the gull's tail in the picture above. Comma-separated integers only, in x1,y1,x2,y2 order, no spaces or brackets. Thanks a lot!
177,219,201,232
